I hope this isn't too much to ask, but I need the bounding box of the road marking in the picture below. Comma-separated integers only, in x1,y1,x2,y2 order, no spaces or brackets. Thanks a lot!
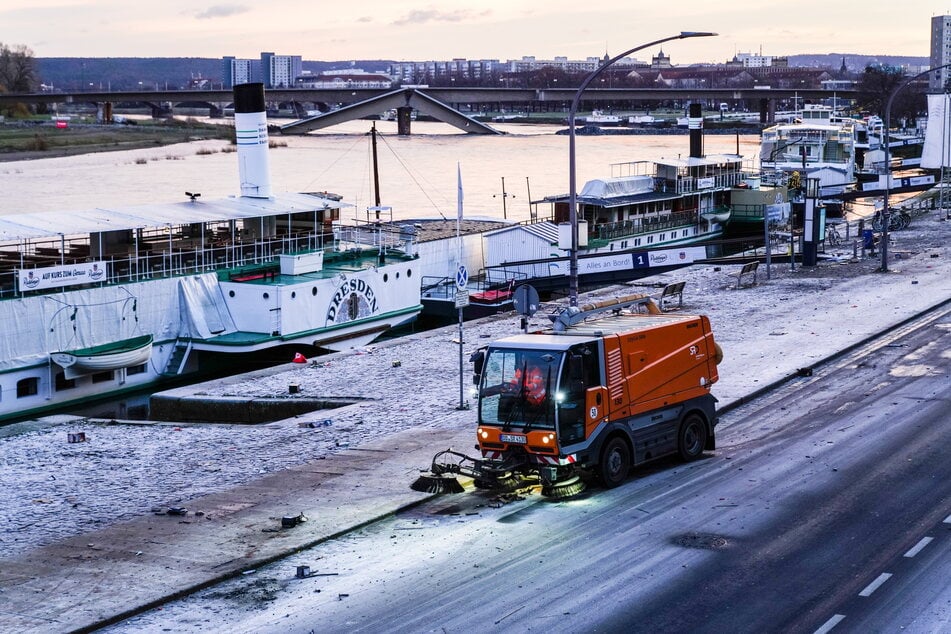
904,536,933,558
813,614,846,634
944,513,951,524
859,572,893,597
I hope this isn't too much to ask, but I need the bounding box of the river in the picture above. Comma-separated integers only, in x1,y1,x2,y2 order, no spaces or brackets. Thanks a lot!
0,119,762,222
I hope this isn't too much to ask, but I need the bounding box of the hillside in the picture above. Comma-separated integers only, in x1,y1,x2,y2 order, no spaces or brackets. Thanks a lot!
36,58,394,91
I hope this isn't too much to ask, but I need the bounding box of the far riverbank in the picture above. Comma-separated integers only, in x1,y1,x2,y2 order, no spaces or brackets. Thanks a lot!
0,119,234,162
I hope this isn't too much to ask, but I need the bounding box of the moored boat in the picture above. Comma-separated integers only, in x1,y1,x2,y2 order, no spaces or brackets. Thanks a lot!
0,83,422,423
478,105,742,292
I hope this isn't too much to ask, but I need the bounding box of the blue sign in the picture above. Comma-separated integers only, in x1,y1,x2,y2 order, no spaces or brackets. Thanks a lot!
455,265,468,289
631,251,650,269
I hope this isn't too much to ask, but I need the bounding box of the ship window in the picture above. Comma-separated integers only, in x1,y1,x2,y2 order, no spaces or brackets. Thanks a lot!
229,290,235,298
55,372,76,391
92,371,115,384
263,292,269,299
383,273,388,282
16,377,39,398
312,287,318,296
407,268,412,278
127,364,147,376
635,238,641,246
647,236,654,244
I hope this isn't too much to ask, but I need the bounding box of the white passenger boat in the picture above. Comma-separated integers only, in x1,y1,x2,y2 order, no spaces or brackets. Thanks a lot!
481,107,741,292
0,83,422,422
759,105,857,196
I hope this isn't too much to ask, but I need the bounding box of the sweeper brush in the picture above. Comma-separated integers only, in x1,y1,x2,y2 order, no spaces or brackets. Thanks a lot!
410,449,474,494
411,472,465,494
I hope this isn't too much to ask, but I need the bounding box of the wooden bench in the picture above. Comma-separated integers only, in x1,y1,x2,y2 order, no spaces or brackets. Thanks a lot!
728,261,759,289
656,281,686,311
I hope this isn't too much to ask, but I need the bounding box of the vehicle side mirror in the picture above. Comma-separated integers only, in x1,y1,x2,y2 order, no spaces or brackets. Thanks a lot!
469,349,485,385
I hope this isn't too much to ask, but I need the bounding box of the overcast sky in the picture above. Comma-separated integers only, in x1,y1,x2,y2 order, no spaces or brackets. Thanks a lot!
1,1,943,61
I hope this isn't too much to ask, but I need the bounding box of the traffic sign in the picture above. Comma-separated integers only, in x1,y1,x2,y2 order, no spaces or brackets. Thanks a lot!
455,264,468,290
454,290,470,308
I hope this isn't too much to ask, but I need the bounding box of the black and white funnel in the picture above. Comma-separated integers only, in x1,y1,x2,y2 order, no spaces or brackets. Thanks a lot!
233,82,272,198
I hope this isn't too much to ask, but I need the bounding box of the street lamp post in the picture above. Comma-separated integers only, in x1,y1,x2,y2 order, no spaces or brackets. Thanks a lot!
881,62,951,272
566,31,717,305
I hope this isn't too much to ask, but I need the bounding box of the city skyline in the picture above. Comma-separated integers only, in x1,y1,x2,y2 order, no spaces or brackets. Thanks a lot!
1,1,942,62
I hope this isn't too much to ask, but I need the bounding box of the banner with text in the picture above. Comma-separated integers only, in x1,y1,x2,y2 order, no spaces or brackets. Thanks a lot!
18,261,108,291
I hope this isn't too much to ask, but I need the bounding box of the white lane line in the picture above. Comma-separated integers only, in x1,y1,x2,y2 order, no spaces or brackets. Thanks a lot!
813,614,846,634
944,513,951,524
904,536,934,558
859,572,893,597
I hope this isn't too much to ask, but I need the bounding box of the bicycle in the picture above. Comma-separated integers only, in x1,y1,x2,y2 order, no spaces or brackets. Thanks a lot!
825,222,842,247
871,210,909,232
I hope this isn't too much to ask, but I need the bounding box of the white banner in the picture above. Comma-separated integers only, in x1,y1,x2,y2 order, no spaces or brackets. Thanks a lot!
18,261,108,291
647,246,707,267
577,253,633,275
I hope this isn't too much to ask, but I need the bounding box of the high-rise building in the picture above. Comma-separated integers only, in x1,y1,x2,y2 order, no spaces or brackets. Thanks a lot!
222,52,302,89
261,52,302,88
930,15,951,91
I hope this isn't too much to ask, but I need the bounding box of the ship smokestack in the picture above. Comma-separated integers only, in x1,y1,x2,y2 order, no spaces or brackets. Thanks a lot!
688,102,703,159
233,82,272,198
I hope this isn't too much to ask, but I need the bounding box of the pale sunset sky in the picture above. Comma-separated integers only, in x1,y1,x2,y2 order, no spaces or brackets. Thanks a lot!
1,1,944,61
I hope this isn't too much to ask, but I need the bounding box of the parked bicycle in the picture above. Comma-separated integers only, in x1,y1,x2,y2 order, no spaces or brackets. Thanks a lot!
871,209,910,232
824,222,843,246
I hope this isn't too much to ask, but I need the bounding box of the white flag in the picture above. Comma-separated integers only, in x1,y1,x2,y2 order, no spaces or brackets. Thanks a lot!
457,162,464,221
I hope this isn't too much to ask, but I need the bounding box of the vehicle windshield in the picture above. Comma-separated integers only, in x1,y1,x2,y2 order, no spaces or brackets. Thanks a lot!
478,348,561,430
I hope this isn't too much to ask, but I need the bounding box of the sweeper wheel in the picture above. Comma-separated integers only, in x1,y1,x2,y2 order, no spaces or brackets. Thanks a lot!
541,475,586,499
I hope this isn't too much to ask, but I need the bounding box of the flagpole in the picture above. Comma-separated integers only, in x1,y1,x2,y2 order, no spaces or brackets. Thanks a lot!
456,163,468,410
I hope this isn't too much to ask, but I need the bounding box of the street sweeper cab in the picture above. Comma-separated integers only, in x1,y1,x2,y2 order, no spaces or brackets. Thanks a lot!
413,294,722,498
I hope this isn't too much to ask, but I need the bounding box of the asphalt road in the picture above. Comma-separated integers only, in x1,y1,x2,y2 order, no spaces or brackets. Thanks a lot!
107,310,951,633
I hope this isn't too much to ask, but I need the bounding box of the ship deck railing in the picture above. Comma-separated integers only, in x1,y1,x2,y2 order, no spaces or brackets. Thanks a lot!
593,210,700,241
0,230,356,299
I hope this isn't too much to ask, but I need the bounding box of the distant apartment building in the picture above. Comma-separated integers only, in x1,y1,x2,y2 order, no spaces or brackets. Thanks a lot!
297,70,392,89
726,52,789,69
930,15,951,91
388,58,502,83
387,54,639,84
222,52,302,88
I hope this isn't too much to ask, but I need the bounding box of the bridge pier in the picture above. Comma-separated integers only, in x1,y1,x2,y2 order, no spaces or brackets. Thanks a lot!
397,106,413,135
758,98,776,124
150,103,173,119
97,102,113,123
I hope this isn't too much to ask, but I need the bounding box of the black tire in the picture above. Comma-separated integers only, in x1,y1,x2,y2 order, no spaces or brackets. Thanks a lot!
598,436,631,488
678,414,708,461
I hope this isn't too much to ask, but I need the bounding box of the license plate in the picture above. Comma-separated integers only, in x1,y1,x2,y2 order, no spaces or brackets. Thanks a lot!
499,433,527,444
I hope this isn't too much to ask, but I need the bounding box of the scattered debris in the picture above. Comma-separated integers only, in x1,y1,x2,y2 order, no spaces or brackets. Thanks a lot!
281,512,308,528
166,507,188,516
67,432,86,443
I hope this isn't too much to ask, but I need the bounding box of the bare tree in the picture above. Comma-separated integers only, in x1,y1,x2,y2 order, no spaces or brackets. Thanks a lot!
0,43,38,93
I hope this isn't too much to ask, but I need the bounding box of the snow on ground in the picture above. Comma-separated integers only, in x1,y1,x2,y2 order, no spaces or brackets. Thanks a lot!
1,209,949,558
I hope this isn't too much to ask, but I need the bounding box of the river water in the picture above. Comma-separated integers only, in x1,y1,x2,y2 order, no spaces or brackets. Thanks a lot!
0,119,761,222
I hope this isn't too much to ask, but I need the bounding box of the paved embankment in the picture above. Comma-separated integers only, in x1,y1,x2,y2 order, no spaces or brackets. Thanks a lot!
0,211,949,633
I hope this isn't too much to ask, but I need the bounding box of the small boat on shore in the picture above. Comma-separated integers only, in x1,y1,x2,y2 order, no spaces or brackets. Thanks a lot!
51,335,153,377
